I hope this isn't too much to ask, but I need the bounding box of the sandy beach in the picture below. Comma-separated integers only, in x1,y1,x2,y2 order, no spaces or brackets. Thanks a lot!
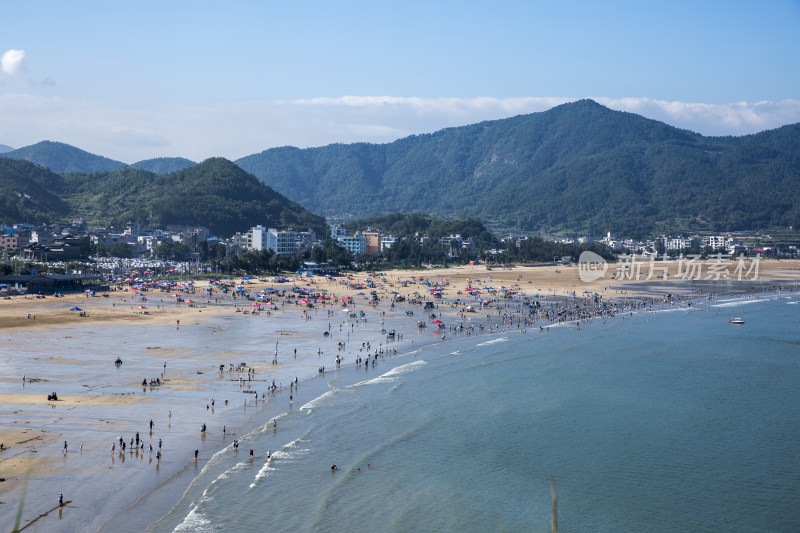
2,259,798,532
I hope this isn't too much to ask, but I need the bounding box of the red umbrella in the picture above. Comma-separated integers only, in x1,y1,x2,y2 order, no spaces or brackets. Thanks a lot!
432,319,443,324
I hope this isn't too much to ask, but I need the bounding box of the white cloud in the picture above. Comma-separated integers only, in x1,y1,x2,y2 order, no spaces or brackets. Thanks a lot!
1,49,26,75
2,93,799,163
595,97,800,136
282,95,800,137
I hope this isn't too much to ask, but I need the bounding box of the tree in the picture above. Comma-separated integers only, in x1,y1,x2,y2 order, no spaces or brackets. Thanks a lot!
154,241,191,261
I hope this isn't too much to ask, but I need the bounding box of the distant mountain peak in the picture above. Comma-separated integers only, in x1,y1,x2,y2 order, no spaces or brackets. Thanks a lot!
130,156,196,175
0,140,126,174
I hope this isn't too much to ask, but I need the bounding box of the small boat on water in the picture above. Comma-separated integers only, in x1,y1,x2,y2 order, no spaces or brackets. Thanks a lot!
729,317,745,325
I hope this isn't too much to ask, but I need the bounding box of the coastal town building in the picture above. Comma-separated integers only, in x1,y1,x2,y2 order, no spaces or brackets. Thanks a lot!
247,226,268,251
0,230,27,251
295,230,318,252
380,236,398,251
337,233,366,255
246,226,300,255
267,228,298,255
362,229,381,255
658,236,695,251
21,236,85,261
331,226,347,240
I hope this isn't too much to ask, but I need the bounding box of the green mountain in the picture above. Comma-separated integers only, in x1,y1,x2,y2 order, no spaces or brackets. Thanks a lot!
1,158,327,237
0,140,126,174
100,158,327,237
236,100,800,237
0,144,14,153
0,158,71,224
130,157,196,175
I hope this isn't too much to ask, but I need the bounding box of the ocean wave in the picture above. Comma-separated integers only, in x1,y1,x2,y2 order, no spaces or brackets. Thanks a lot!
350,360,427,387
653,306,703,313
173,507,213,532
249,457,275,488
712,299,766,308
249,437,310,488
476,337,509,346
300,388,342,412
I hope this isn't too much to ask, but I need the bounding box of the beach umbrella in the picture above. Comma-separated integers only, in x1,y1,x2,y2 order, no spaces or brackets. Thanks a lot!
70,306,82,311
432,319,443,324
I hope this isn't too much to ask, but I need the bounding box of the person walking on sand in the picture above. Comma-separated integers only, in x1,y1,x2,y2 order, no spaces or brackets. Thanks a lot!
63,440,68,452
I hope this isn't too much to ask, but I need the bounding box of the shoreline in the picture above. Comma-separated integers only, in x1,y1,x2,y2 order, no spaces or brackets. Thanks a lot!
2,261,799,532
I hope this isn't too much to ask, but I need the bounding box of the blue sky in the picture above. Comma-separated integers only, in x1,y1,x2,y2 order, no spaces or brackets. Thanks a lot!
1,0,799,162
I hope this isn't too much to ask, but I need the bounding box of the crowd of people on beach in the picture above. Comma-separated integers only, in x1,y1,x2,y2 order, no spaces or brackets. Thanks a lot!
19,269,798,521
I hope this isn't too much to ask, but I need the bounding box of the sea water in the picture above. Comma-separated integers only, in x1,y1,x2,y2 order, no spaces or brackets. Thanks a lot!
151,293,800,532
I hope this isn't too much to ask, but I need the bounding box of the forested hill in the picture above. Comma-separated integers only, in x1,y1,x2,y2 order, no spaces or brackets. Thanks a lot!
236,100,800,237
0,140,126,174
0,158,72,223
130,157,196,175
0,157,327,238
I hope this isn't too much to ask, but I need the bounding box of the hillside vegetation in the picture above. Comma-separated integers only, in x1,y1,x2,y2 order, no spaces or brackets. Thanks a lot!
0,158,327,237
236,100,800,237
130,157,197,175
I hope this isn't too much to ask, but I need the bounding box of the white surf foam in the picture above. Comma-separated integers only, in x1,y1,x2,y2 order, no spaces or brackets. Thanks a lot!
300,388,340,412
476,337,509,346
351,359,428,387
712,298,767,308
173,508,213,532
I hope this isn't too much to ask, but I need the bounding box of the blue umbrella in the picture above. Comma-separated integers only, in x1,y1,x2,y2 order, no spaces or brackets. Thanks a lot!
70,306,82,311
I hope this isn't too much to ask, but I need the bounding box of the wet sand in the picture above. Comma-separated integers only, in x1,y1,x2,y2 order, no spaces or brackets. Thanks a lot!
1,260,798,532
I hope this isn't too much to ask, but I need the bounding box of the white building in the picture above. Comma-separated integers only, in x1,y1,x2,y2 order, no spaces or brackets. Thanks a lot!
380,236,398,251
247,226,298,255
248,225,268,251
331,225,347,240
662,236,694,251
267,228,298,255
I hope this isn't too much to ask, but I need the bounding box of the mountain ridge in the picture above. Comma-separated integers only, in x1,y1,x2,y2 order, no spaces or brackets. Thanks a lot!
0,157,326,238
3,100,799,236
0,140,127,174
235,100,800,236
130,157,197,175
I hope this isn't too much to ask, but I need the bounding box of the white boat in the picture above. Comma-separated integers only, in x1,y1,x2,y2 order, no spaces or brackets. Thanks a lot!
729,317,745,325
